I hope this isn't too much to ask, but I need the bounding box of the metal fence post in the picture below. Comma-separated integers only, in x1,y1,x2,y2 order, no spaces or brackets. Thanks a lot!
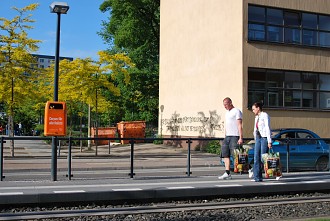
186,139,192,177
0,137,4,181
67,137,72,180
129,139,135,178
328,141,330,172
108,140,111,155
51,136,58,181
286,138,290,173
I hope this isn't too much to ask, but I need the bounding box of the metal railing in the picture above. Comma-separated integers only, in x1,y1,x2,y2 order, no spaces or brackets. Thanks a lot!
0,136,329,181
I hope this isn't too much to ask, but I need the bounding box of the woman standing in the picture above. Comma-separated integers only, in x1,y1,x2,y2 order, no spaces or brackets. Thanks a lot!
251,102,272,182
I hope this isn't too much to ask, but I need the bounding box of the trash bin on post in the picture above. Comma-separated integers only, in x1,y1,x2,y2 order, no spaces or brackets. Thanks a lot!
117,121,146,144
44,101,67,136
91,127,117,145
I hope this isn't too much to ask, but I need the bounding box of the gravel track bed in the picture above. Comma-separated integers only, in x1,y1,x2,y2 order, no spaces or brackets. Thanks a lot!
2,192,330,220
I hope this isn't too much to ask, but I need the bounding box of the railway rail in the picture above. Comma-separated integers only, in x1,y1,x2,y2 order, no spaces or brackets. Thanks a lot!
1,193,330,220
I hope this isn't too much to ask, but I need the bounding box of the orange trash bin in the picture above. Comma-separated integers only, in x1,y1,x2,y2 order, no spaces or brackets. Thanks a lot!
44,101,67,136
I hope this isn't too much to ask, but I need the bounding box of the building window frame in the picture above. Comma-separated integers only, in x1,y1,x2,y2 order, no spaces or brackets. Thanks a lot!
248,68,330,111
248,4,330,49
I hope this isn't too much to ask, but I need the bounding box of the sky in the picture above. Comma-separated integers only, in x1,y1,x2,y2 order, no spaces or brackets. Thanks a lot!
0,0,110,60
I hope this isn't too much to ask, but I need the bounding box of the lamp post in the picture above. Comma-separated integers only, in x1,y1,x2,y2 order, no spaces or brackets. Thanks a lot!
50,1,69,181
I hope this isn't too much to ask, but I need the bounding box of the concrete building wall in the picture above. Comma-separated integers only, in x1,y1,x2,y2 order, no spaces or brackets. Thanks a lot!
160,0,330,142
243,0,330,138
160,0,243,139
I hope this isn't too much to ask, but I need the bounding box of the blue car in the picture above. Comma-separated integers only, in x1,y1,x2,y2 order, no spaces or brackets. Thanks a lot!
246,128,329,172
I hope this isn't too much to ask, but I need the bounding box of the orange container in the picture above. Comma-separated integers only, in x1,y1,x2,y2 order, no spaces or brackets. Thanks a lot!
117,121,146,144
91,127,117,145
44,101,67,136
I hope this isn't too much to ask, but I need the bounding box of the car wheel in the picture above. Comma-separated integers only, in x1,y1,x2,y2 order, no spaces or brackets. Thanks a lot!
315,156,329,171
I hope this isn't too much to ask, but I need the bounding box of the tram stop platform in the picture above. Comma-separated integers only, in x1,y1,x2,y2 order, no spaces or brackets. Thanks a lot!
0,137,329,206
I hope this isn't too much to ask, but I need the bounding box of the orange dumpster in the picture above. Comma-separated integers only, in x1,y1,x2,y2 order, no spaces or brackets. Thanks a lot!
91,127,117,145
117,121,146,144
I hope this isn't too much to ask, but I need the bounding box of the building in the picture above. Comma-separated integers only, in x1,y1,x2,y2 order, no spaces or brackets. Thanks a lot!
32,54,73,69
159,0,330,146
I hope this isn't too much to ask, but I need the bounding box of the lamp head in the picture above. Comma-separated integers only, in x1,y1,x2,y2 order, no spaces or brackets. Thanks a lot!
50,2,69,14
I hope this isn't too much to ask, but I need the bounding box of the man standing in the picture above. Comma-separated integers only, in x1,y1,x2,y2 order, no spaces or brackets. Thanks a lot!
218,97,243,180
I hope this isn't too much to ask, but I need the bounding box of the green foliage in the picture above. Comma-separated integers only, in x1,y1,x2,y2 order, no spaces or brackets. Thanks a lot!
99,0,160,125
100,0,160,70
34,124,44,136
205,140,221,155
153,134,163,145
0,3,42,139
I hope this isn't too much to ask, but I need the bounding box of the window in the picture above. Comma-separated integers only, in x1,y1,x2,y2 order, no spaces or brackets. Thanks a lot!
303,30,317,46
319,15,330,31
296,132,317,145
248,5,330,48
267,26,283,42
320,74,330,90
302,13,317,29
267,8,283,25
249,5,265,22
284,11,300,27
319,32,330,47
248,68,330,110
284,28,301,44
248,24,265,41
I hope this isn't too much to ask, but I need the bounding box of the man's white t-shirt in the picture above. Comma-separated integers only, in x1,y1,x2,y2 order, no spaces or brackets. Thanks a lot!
225,107,242,136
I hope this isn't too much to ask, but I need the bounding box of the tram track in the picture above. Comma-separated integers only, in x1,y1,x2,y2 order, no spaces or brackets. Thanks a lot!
1,195,330,220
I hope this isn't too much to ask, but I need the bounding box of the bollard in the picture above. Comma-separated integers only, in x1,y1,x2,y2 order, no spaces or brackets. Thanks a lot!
108,140,111,154
0,137,4,181
129,139,135,178
286,138,290,173
67,137,73,180
51,136,58,181
186,139,192,177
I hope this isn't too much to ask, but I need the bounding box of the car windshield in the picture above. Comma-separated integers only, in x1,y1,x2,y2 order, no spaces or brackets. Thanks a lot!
271,130,281,138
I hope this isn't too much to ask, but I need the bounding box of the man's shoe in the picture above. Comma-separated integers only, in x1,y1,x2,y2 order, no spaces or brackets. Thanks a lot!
248,169,254,178
218,173,232,180
276,176,282,180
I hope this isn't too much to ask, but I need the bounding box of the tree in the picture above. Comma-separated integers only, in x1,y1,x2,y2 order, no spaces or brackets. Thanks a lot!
99,0,160,125
40,51,134,139
0,3,41,156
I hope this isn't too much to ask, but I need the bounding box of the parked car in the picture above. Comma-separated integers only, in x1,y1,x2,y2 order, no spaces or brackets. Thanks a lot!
245,128,329,172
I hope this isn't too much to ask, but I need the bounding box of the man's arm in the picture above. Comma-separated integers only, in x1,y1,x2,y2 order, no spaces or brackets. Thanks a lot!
237,119,243,144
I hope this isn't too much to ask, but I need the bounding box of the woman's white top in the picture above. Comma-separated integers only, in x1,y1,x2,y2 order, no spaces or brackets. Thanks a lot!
253,112,272,143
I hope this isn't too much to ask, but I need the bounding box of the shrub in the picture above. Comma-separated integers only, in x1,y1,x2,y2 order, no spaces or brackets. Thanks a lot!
153,134,163,145
206,140,221,155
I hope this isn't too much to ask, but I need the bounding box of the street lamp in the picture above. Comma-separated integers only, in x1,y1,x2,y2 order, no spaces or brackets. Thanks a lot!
50,2,69,101
50,1,69,181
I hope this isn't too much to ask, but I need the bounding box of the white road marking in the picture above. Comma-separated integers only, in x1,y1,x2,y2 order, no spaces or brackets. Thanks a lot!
302,180,326,184
167,186,195,189
0,192,23,195
53,190,85,193
112,188,142,191
215,184,243,187
261,182,286,185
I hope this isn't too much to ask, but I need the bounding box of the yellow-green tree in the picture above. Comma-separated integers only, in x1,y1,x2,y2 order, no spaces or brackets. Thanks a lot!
0,3,41,156
40,51,133,138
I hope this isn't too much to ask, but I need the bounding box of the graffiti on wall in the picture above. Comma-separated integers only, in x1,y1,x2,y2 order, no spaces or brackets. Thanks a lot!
161,110,224,137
